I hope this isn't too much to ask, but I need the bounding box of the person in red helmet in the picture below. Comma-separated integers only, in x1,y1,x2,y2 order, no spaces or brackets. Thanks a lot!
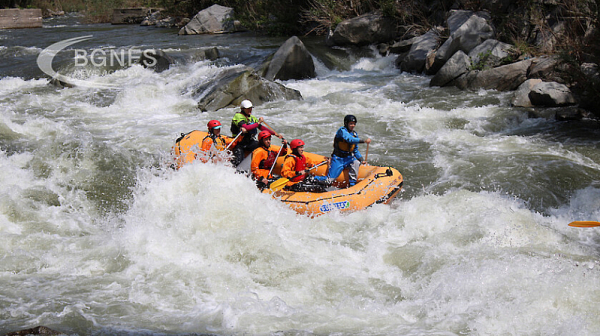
280,139,330,192
200,120,241,163
251,130,288,189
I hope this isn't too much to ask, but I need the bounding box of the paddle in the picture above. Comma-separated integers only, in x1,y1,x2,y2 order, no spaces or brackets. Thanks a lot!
364,142,369,164
225,132,242,150
267,144,285,179
568,221,600,227
269,160,328,193
261,121,283,139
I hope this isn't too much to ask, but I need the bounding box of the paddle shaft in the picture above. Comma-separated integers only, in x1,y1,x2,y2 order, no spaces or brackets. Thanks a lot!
225,132,241,150
364,142,369,164
267,145,285,178
298,159,328,176
269,160,328,192
261,121,282,138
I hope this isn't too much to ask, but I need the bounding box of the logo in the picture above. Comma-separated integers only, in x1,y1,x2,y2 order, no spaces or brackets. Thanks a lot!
319,200,351,212
37,35,158,89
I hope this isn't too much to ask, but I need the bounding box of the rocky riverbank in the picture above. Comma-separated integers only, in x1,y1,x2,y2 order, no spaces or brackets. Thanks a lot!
141,1,599,121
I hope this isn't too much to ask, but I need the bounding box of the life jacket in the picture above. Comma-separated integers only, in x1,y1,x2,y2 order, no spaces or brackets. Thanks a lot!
333,128,357,157
259,147,278,170
285,153,307,182
203,134,227,151
231,112,259,138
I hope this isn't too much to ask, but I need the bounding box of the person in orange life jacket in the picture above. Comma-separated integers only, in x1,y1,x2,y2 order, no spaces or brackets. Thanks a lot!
326,115,371,187
230,99,281,166
251,130,288,189
200,120,241,163
280,139,330,192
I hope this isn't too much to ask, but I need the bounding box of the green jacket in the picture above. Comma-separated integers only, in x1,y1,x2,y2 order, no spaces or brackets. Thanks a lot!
230,112,260,138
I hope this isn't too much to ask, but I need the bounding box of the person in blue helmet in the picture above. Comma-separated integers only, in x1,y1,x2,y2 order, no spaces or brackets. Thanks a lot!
323,115,371,187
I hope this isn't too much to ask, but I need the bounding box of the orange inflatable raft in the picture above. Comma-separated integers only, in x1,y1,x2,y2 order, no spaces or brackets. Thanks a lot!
173,131,404,216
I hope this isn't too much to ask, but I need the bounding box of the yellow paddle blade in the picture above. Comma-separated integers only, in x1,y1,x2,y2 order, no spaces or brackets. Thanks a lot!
568,221,600,228
269,178,289,192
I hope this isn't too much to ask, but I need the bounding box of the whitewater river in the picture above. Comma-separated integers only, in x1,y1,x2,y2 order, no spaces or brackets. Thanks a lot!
1,14,600,336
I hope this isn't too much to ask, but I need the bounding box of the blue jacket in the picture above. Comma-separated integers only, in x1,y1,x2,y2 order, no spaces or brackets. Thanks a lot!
333,126,363,161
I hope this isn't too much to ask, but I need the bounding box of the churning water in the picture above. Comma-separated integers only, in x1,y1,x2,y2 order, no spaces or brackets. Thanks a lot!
1,14,600,336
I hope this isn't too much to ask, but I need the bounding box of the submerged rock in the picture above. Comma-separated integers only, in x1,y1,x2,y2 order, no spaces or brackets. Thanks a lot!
138,49,174,73
5,326,65,335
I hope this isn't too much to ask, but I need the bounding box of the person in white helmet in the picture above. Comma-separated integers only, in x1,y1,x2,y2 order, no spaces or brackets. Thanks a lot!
230,99,279,166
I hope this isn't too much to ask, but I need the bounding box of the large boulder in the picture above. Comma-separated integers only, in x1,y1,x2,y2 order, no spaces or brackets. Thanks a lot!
430,50,471,87
262,36,316,81
178,4,237,35
512,78,543,107
453,58,532,91
528,56,566,83
446,10,488,34
326,11,396,47
529,82,577,107
396,29,440,73
194,66,303,111
429,11,495,74
468,39,515,69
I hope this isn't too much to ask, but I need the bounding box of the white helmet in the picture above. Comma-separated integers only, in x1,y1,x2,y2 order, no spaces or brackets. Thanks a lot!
240,100,253,109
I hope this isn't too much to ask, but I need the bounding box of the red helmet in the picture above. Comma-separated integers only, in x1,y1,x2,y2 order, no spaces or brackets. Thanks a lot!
290,139,305,150
207,120,221,130
258,130,272,141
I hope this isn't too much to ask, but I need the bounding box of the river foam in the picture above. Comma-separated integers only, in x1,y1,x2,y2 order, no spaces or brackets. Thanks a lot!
1,25,600,335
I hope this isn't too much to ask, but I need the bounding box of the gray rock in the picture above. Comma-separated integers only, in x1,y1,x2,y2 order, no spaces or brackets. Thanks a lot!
480,0,513,13
194,66,303,111
397,29,440,73
528,56,565,83
529,81,577,107
580,62,599,78
263,36,316,81
138,49,174,73
446,10,490,34
512,78,543,107
468,39,515,69
453,59,532,91
555,107,590,121
430,50,470,87
111,8,149,25
431,13,495,74
389,36,420,54
5,326,65,335
179,4,236,35
140,9,161,26
326,11,396,46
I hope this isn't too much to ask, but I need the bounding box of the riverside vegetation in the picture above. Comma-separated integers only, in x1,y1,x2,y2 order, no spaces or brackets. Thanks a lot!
2,0,600,117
